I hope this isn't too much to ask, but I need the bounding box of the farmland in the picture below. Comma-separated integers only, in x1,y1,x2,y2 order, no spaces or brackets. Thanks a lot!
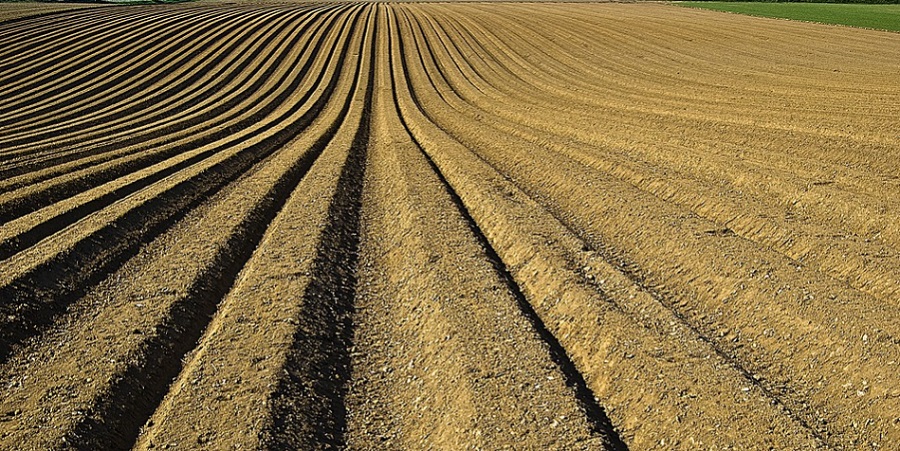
0,2,104,22
681,2,900,32
1,2,899,450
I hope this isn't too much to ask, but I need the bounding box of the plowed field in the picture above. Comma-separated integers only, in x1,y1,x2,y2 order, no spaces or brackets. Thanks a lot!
1,2,899,450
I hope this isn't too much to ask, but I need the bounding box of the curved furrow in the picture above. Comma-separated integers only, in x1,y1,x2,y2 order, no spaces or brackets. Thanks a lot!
0,6,325,136
0,5,344,227
0,3,358,365
0,4,243,75
0,9,255,125
440,6,753,117
473,7,900,300
459,4,900,173
499,4,899,122
0,12,111,57
0,5,292,143
0,6,172,73
430,8,738,119
0,3,897,449
397,4,873,448
0,8,370,447
424,5,900,300
115,7,371,450
0,5,323,169
0,6,112,43
342,9,618,450
391,5,819,449
0,6,219,104
0,10,329,263
456,4,900,182
594,5,900,86
0,8,263,107
0,2,346,248
464,7,867,135
426,0,860,424
441,5,900,180
401,4,899,448
0,9,215,115
0,6,339,186
464,3,900,157
424,6,900,303
0,4,233,61
478,6,825,110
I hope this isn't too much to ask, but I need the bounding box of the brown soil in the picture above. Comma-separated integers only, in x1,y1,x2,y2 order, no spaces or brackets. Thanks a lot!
0,2,898,450
0,2,105,23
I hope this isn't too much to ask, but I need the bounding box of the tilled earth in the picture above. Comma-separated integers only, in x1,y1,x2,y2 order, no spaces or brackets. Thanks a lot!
1,2,899,450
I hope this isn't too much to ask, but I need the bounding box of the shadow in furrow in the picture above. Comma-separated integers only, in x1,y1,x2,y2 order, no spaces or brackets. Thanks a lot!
0,6,331,159
262,11,374,451
0,9,232,122
60,10,371,449
0,8,360,365
61,129,339,451
0,7,338,221
0,7,172,80
0,7,288,156
388,16,628,450
415,138,629,451
0,3,180,54
562,224,834,446
393,8,831,447
0,6,125,30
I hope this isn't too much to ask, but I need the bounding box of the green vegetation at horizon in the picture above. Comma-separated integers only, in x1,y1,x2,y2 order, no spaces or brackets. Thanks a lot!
680,2,900,31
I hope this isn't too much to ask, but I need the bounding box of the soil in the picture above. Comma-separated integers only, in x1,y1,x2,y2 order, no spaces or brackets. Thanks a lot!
1,2,898,450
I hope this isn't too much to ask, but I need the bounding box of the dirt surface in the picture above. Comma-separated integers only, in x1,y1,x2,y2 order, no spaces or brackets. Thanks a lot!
0,2,899,450
0,2,105,23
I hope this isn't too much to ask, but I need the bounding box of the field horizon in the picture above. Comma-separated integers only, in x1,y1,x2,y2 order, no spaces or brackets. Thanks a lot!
1,1,899,449
681,1,900,32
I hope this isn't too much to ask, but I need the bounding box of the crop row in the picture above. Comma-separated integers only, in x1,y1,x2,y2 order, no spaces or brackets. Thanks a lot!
1,3,898,450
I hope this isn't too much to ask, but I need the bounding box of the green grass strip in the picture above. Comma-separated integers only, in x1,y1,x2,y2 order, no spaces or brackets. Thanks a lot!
679,2,900,32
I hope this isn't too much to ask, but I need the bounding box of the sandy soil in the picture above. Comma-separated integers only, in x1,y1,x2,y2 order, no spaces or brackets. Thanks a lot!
0,2,898,450
0,2,105,23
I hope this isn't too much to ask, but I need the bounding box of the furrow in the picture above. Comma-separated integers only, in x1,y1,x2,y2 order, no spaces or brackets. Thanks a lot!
426,5,900,303
131,7,373,450
345,9,615,450
0,4,341,234
0,6,323,140
0,8,251,126
0,6,366,450
392,5,825,449
0,6,172,74
0,5,234,84
440,4,900,253
464,4,900,157
0,5,324,176
0,3,897,449
0,4,111,38
0,6,291,146
402,4,900,448
0,4,232,61
0,7,339,203
0,6,219,110
0,4,356,363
